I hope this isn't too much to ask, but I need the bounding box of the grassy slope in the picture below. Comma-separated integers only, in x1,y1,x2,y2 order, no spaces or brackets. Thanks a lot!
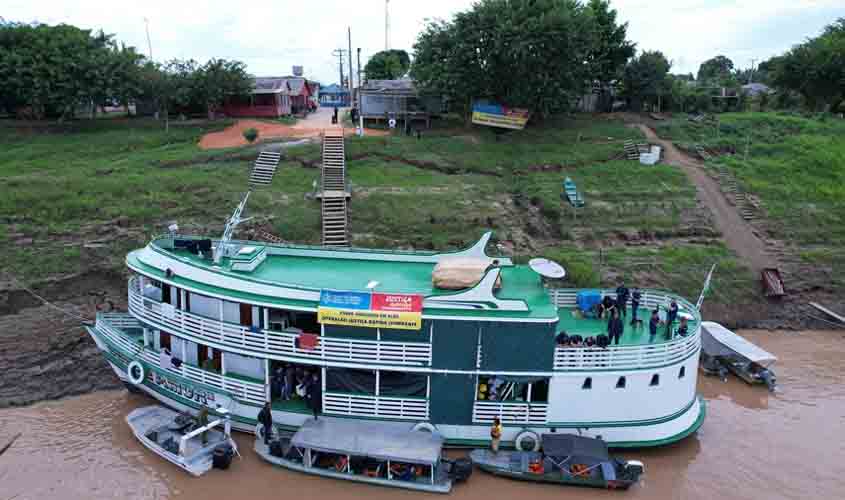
0,115,751,306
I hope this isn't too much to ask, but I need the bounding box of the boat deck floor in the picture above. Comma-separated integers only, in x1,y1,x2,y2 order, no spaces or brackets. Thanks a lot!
556,307,698,346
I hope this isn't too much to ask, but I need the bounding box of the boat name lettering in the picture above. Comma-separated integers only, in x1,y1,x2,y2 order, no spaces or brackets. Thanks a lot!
152,372,217,405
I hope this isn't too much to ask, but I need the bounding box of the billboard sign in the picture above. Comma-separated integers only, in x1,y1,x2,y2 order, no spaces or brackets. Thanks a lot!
472,101,530,130
318,290,423,330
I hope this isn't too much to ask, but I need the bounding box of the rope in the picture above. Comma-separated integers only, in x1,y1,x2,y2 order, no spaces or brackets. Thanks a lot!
2,274,93,324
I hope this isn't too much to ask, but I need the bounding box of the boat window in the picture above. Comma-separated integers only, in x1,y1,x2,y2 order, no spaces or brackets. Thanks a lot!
326,368,376,395
379,371,427,397
650,374,660,386
224,352,264,381
679,366,686,379
476,376,550,402
158,330,171,352
582,377,592,390
616,376,626,389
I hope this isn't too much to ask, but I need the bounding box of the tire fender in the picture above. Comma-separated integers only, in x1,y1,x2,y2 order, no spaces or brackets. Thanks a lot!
514,429,541,452
127,361,145,386
412,422,438,434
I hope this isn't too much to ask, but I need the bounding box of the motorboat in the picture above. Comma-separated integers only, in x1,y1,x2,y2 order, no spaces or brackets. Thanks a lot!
700,321,777,391
470,434,644,490
126,405,239,476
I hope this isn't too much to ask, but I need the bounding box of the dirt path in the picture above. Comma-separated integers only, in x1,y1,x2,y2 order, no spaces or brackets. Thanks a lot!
636,124,774,272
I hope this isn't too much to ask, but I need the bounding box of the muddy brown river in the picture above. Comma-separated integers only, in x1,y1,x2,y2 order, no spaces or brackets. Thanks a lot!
1,330,843,500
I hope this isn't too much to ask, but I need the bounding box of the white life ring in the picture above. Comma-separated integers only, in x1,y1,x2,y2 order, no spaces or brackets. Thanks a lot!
388,118,397,129
127,361,145,385
412,422,438,434
514,429,541,452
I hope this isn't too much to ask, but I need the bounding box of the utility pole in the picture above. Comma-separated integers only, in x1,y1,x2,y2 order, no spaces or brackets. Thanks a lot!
357,48,362,107
348,27,354,96
749,58,757,84
332,49,347,87
143,17,153,60
385,0,390,50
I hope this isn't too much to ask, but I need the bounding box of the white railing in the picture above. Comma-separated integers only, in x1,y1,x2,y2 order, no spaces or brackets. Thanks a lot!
472,401,548,425
128,278,431,366
548,288,701,371
322,393,429,421
96,313,266,406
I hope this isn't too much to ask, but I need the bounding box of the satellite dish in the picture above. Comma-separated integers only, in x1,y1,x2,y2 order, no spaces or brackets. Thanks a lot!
529,258,566,279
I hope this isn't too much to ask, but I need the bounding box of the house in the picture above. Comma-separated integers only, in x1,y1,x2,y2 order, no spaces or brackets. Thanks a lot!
358,79,444,128
222,77,292,118
319,84,351,108
283,76,313,115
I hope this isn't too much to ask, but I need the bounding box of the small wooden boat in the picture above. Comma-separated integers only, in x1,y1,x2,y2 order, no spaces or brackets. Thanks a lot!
254,417,470,493
470,434,644,490
126,405,239,476
701,321,777,391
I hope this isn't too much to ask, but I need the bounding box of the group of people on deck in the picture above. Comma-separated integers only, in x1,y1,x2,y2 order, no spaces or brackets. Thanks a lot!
557,282,690,348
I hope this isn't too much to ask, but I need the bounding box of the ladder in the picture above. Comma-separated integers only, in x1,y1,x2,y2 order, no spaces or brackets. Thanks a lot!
623,140,640,160
320,130,349,247
249,151,281,186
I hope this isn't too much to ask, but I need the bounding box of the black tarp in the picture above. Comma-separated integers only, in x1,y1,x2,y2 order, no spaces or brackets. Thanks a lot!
429,373,476,425
542,434,610,461
326,368,376,394
480,322,555,372
379,370,427,397
323,324,377,340
431,320,480,369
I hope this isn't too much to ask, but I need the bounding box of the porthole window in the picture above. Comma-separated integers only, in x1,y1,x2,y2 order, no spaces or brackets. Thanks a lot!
615,376,626,389
582,377,592,390
650,374,660,386
679,366,686,379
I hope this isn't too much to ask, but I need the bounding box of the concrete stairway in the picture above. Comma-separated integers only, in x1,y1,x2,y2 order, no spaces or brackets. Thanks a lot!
320,130,349,247
249,151,282,186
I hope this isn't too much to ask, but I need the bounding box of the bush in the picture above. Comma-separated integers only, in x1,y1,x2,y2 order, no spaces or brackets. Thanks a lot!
243,127,259,143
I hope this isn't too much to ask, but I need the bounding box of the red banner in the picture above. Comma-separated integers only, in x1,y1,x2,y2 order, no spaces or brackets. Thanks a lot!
371,293,423,313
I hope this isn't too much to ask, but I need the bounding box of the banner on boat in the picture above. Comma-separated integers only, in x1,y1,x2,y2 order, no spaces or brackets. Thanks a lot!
471,101,530,130
318,290,423,330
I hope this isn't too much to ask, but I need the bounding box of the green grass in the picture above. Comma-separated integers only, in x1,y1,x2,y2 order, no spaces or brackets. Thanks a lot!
654,112,845,247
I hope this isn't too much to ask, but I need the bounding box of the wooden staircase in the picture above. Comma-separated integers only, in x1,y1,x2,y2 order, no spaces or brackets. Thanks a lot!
249,151,281,186
320,130,349,247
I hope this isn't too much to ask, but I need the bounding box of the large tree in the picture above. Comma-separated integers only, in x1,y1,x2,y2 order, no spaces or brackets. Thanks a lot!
584,0,636,111
364,49,411,80
770,18,845,111
622,50,671,111
195,58,252,118
697,55,734,84
412,0,595,121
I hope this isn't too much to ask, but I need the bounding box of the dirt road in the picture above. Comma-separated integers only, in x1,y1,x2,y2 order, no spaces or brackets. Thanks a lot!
636,124,774,272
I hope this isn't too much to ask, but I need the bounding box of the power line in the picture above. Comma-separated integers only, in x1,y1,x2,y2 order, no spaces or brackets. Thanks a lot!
332,48,348,86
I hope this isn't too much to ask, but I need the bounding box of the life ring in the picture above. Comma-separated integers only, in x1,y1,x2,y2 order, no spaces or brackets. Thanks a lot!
412,422,438,434
255,422,266,440
127,361,145,385
514,429,541,452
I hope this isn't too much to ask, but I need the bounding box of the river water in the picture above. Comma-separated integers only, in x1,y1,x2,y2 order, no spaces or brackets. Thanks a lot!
1,330,843,500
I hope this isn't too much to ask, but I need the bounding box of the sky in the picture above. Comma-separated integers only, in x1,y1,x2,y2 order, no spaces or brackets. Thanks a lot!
3,0,842,84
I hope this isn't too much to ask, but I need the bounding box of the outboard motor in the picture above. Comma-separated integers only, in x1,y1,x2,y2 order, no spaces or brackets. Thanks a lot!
445,457,473,482
760,369,776,392
213,443,234,470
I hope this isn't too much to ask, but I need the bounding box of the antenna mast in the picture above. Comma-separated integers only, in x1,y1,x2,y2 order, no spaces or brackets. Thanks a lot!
385,0,390,50
214,191,253,264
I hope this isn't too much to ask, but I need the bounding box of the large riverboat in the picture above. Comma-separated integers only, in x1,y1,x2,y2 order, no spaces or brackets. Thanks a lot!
86,215,705,449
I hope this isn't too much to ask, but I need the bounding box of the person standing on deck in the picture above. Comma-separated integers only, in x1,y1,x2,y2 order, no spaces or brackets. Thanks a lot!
305,372,322,420
607,309,624,345
630,288,642,326
665,300,679,339
616,282,630,318
258,402,273,445
649,309,660,343
490,417,503,454
197,406,209,445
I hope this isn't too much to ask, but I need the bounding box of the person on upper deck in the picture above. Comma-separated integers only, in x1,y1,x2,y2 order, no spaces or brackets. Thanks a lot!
649,309,660,343
616,282,630,318
630,288,642,326
607,309,624,345
599,295,616,319
665,300,679,339
676,317,689,338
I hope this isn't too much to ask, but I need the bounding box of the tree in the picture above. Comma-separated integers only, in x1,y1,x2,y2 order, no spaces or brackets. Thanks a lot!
622,50,671,111
770,18,845,111
194,58,252,119
412,0,595,121
584,0,636,111
697,55,734,84
364,49,410,80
